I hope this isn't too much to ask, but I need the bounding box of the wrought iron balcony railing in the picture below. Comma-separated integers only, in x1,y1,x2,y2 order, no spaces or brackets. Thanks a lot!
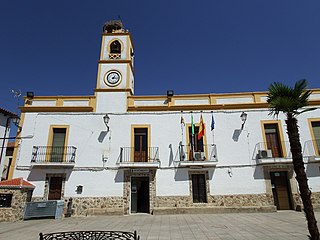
118,147,159,163
253,141,291,159
303,139,320,157
31,146,77,164
178,144,217,162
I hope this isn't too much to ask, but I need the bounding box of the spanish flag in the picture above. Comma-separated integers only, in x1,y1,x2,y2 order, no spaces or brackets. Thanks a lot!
197,115,205,140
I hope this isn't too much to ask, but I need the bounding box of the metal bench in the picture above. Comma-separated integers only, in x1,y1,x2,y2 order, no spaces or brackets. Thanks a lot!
39,230,140,240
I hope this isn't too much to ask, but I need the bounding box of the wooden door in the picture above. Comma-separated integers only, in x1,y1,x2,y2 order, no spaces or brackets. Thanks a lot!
270,172,292,210
264,124,283,157
134,128,148,162
48,177,63,200
192,174,207,203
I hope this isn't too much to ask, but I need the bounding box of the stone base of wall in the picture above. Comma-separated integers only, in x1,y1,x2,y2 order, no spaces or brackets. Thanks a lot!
292,192,320,211
0,188,31,222
68,197,124,216
153,206,276,215
29,192,320,217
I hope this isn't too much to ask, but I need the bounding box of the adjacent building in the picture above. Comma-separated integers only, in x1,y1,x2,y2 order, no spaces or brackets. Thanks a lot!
10,21,320,216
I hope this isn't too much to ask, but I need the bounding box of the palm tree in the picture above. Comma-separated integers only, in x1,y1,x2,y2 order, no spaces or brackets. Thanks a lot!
267,79,319,240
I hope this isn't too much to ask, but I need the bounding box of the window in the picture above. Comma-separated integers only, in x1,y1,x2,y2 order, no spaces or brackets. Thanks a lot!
262,122,284,158
311,121,320,155
110,40,121,54
47,126,68,162
0,194,13,207
191,174,207,203
187,125,206,160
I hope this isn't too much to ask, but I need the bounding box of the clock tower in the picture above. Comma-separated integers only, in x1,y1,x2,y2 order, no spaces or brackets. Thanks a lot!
95,20,134,113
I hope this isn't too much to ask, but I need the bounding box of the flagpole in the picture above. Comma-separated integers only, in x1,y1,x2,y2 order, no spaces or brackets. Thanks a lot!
191,112,195,159
211,111,215,144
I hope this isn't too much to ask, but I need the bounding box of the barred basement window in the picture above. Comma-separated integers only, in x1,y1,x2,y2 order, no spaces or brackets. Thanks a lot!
0,194,13,207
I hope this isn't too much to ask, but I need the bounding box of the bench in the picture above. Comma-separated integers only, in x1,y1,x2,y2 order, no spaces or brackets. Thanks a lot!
39,230,140,240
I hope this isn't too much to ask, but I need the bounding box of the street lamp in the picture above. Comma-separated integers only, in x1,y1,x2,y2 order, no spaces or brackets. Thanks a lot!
103,114,110,132
240,112,247,130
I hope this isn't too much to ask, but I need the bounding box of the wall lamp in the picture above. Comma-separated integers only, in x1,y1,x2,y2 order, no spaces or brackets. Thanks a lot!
240,112,247,130
103,114,110,132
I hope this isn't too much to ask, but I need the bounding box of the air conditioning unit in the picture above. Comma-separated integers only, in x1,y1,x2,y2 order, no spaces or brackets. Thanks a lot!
193,152,205,161
257,150,272,159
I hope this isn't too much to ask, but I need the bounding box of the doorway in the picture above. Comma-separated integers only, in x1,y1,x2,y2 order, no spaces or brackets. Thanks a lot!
131,177,149,213
48,176,63,200
270,171,293,210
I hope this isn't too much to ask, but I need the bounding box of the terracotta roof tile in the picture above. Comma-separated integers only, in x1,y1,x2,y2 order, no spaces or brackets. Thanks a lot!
0,178,35,189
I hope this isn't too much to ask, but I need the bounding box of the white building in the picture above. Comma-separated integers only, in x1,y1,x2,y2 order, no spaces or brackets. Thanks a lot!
0,108,18,181
10,21,320,216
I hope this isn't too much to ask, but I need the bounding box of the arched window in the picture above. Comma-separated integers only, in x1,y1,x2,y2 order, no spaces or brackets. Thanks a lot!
110,40,121,54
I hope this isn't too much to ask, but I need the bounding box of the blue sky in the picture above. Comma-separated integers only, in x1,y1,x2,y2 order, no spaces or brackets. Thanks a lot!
1,0,320,114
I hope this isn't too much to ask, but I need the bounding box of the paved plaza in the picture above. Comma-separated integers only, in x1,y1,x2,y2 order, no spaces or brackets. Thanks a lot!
0,211,319,239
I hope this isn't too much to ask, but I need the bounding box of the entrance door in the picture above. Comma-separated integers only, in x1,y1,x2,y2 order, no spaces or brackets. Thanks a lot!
48,177,63,200
264,123,283,157
270,171,292,210
134,128,148,162
131,177,149,213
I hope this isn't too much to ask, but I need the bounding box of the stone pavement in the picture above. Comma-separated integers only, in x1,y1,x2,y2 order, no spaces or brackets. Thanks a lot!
0,211,319,240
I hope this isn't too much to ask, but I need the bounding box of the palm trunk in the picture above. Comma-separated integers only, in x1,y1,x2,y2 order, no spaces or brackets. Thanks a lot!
286,114,319,240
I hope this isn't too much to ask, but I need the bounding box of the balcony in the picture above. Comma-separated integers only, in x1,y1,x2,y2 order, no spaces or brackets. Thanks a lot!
253,142,292,165
177,144,218,168
31,146,76,167
303,139,320,162
116,147,160,168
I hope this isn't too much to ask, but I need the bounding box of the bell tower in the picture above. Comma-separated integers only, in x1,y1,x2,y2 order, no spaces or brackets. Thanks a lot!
95,20,134,113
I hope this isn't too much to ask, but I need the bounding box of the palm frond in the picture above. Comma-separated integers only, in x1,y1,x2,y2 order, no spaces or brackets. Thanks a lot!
267,79,312,117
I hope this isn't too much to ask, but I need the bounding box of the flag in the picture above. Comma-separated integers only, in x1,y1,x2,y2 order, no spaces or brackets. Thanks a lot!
191,115,195,135
198,115,205,140
211,113,215,131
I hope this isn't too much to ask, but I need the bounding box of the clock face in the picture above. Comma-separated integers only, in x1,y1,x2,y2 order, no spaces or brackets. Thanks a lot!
105,71,121,86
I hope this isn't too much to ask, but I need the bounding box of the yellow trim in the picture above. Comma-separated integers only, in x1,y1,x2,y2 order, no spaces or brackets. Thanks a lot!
126,64,130,89
131,124,151,162
102,32,135,49
260,120,287,157
99,35,105,60
46,125,70,162
96,64,102,90
185,122,208,160
8,113,25,179
308,118,320,156
98,60,134,75
20,106,93,113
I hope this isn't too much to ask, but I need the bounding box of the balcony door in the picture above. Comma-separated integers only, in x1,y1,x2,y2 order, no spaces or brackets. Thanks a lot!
264,123,283,157
188,126,204,160
311,121,320,155
50,128,66,162
134,128,148,162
